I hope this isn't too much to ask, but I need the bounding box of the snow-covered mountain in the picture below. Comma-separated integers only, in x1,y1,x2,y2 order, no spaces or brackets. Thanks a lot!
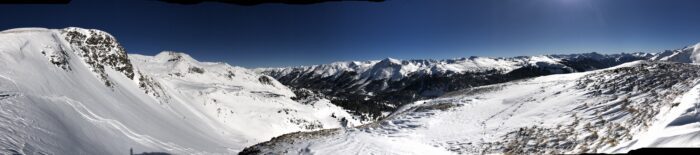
259,52,652,120
242,60,700,154
4,26,700,155
650,42,700,63
262,53,651,83
0,27,359,154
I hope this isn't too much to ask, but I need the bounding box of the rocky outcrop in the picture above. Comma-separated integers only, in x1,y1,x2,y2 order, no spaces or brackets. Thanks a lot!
60,27,135,87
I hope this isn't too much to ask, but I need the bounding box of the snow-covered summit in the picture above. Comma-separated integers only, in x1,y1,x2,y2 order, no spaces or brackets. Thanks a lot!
129,51,293,97
152,51,198,63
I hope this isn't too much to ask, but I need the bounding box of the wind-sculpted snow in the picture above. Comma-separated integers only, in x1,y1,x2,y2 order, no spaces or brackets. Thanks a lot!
0,27,360,154
242,61,700,154
480,62,700,154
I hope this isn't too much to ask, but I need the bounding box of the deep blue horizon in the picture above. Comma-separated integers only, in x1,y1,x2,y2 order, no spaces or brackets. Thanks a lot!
1,0,700,68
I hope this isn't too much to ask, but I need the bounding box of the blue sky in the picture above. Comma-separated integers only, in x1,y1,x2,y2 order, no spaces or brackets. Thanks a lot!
1,0,700,67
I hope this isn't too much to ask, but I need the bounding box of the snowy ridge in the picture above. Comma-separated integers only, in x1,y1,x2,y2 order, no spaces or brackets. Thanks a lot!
650,42,700,63
260,52,650,82
0,27,359,154
242,60,700,154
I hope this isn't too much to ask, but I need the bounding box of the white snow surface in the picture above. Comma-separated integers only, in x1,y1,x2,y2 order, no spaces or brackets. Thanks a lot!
249,61,700,154
252,71,590,154
3,27,700,155
610,80,700,151
0,28,359,154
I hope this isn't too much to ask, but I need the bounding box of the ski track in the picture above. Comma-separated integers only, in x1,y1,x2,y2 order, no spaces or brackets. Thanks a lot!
47,96,205,154
0,74,20,92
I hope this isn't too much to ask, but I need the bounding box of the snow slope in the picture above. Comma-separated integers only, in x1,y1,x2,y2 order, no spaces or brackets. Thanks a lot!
0,27,358,154
242,60,700,154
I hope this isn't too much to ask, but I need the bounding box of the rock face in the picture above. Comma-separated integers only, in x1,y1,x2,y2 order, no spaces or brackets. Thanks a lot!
61,27,135,86
260,53,651,120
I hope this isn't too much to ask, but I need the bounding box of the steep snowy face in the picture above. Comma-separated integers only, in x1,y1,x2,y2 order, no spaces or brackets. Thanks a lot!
259,53,650,120
242,61,700,154
0,27,359,155
365,58,406,81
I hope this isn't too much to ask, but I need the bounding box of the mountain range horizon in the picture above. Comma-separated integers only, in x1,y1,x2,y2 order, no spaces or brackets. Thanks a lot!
2,26,700,154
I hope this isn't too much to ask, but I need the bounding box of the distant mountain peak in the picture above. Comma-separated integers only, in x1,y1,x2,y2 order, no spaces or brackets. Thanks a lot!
154,51,197,63
380,57,401,64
